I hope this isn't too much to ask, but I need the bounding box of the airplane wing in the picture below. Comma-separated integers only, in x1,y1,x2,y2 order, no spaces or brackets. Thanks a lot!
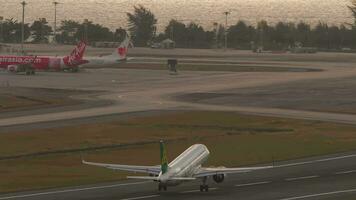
127,176,196,181
194,166,273,178
82,160,161,175
194,153,356,178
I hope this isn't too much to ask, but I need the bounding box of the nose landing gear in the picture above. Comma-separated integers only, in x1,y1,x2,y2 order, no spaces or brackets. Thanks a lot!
158,184,167,191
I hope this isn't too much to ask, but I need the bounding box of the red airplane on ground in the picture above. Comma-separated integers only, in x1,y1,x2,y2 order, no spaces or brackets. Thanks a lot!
0,41,87,75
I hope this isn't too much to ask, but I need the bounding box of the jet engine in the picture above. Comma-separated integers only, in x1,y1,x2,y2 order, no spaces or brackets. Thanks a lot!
213,174,225,183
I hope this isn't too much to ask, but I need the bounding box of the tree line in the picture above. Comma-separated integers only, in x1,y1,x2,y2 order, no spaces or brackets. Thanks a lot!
1,3,356,50
128,5,356,50
0,18,126,44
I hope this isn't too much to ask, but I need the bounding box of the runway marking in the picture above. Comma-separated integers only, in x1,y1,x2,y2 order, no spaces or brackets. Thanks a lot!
285,175,319,181
335,169,356,175
0,181,151,200
235,181,271,187
279,188,356,200
276,154,356,168
180,188,218,194
120,195,160,200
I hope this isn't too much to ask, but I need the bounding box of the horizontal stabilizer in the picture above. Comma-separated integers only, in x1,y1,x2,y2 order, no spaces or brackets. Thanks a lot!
127,176,160,181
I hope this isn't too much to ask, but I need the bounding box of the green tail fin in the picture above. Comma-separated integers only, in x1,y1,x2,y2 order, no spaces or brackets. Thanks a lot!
160,140,168,174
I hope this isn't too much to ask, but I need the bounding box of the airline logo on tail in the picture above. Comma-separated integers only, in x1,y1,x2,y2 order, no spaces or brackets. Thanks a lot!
118,47,128,57
63,41,87,66
114,36,131,60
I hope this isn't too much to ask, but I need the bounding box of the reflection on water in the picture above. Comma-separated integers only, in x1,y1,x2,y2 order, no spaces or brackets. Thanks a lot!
0,0,352,31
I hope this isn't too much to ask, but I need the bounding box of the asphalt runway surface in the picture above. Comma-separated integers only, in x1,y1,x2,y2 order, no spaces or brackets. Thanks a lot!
1,60,356,127
176,76,356,114
0,152,355,200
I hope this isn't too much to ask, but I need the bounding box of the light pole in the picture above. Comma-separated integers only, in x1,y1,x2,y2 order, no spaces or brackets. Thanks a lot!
170,26,174,41
258,21,264,51
223,11,230,51
83,19,89,42
21,1,26,54
53,1,59,43
213,22,218,48
0,16,3,43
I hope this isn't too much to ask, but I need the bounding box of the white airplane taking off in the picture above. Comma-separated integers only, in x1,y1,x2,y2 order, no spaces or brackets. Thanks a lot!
82,141,273,192
82,36,132,68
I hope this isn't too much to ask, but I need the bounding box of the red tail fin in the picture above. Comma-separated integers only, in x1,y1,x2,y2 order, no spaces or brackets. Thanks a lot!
63,41,87,66
110,36,131,60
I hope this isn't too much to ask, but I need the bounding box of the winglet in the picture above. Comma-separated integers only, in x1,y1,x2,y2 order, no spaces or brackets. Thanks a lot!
160,140,168,174
80,152,85,164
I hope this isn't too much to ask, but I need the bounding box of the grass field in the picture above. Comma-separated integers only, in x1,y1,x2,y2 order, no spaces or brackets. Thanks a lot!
1,111,356,193
0,88,80,111
0,95,43,109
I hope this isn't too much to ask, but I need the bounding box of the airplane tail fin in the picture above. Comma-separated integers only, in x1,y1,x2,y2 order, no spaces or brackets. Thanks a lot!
160,140,169,174
63,41,87,66
110,35,131,60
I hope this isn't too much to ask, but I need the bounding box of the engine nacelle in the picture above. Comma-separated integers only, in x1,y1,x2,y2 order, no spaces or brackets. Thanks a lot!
213,174,225,183
7,65,18,72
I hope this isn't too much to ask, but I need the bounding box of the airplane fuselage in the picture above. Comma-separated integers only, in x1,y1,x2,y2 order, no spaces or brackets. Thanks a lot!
82,57,125,68
0,41,87,73
159,144,210,186
0,55,86,73
0,56,65,71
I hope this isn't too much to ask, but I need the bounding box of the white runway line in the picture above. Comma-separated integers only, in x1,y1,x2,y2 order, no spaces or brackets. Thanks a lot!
335,169,356,175
276,154,356,168
235,181,271,187
0,181,151,200
120,195,160,200
285,175,319,181
278,188,356,200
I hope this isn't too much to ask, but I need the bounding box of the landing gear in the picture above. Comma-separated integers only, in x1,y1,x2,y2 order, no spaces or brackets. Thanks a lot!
70,67,79,73
200,185,209,192
200,176,209,192
158,184,167,191
25,69,35,75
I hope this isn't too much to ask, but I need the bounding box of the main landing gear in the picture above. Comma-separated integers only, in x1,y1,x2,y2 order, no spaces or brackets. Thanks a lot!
200,185,209,192
70,67,79,73
200,176,209,192
25,69,35,75
158,183,167,191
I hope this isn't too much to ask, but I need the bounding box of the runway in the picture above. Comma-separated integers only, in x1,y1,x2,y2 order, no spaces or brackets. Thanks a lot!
0,152,355,200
